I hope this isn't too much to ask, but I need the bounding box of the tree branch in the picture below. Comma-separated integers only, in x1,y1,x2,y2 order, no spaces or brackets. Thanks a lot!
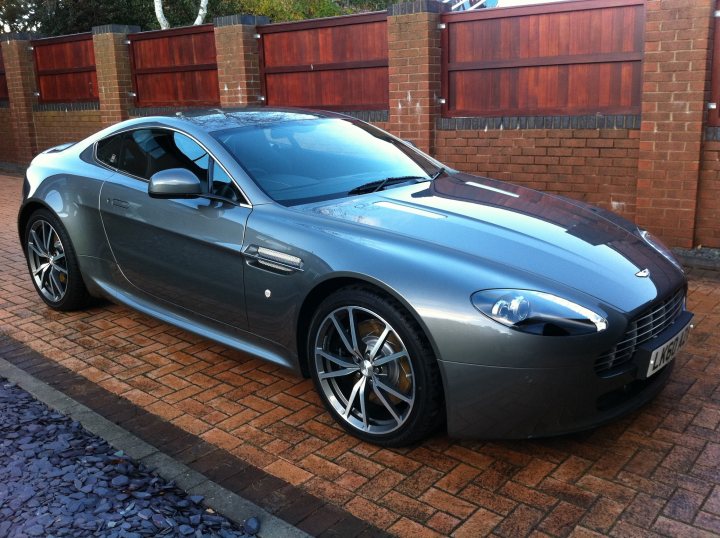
154,0,170,30
193,0,209,25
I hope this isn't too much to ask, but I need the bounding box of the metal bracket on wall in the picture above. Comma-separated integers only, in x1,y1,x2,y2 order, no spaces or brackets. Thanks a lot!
708,103,717,110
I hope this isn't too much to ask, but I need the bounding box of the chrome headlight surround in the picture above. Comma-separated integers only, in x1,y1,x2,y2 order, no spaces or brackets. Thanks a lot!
639,229,683,271
471,289,608,336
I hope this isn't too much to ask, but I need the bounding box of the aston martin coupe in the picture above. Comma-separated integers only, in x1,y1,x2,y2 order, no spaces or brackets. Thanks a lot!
19,109,693,446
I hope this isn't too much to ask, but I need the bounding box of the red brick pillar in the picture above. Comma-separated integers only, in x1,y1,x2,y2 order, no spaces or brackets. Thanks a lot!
636,1,715,248
214,15,269,107
92,25,139,126
2,34,38,164
387,1,446,154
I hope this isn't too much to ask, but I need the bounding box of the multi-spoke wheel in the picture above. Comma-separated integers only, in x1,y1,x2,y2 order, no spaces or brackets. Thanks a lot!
309,286,444,446
24,209,92,311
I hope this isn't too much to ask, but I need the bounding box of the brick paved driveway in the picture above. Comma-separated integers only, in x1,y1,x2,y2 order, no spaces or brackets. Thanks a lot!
1,173,719,537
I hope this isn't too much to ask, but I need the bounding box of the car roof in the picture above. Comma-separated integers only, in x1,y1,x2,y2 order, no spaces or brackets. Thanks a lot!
159,107,354,133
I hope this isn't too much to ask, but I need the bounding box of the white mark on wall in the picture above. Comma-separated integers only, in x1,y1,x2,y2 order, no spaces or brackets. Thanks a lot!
223,84,228,92
407,91,412,104
611,199,626,213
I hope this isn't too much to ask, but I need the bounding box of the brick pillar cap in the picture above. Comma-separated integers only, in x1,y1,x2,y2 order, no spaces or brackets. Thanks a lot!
92,24,141,35
214,14,271,27
1,31,40,41
388,0,449,16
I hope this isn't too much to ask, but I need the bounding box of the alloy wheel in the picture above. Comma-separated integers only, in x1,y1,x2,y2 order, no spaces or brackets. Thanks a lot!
27,219,68,303
314,306,415,435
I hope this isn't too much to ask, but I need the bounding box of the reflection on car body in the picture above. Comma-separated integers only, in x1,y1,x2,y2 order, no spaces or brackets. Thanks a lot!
19,109,692,446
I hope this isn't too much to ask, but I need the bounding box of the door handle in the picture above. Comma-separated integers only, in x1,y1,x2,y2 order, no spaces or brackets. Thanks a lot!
111,198,130,209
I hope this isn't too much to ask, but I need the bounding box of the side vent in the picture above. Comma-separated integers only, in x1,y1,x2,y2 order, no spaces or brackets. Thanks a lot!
244,245,303,274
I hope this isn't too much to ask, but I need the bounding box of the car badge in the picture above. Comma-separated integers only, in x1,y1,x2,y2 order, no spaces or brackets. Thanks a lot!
635,268,651,278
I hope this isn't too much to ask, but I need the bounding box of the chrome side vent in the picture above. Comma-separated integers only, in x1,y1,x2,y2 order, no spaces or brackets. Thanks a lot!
244,245,303,274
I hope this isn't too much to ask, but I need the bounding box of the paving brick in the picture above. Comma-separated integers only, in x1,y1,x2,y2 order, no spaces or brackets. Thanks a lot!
2,171,720,536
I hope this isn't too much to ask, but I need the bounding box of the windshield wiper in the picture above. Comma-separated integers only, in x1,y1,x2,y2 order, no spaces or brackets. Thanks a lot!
348,176,429,196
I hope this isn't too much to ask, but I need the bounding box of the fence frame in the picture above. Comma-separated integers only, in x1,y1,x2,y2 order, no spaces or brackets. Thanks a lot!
31,32,98,104
257,12,389,111
440,0,645,118
128,23,220,108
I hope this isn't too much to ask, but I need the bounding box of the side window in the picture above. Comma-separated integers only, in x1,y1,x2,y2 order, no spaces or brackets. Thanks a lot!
96,133,125,168
210,161,240,203
106,129,211,186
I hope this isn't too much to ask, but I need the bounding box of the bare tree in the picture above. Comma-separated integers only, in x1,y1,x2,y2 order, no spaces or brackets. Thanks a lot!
154,0,208,30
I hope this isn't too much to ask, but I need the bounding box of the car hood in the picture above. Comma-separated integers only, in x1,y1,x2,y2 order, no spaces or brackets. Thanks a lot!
302,173,683,312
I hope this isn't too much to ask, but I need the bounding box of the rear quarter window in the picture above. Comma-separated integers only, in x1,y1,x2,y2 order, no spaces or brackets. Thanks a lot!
96,134,124,168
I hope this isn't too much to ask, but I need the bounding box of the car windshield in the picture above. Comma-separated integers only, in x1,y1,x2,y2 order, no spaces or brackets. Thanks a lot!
211,118,439,205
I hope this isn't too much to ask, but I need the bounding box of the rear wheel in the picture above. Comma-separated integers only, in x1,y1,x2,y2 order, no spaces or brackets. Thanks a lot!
309,286,444,446
24,209,93,311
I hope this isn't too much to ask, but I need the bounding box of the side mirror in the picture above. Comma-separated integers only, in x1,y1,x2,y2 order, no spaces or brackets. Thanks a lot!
148,168,203,199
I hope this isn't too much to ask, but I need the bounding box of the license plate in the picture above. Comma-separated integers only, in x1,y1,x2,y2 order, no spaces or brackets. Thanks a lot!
646,321,692,377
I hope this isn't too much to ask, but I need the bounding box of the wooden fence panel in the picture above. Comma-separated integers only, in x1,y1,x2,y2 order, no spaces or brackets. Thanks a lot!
441,0,644,117
709,0,720,126
258,13,388,110
32,33,98,103
129,25,219,108
0,49,8,102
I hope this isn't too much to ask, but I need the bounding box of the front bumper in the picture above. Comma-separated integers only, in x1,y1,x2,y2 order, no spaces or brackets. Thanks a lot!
440,310,692,439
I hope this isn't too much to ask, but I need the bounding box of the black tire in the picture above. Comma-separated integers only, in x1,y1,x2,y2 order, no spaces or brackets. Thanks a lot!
308,285,444,446
24,208,93,311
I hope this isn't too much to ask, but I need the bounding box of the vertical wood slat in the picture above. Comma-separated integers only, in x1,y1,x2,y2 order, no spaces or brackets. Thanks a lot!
441,0,645,117
709,1,720,126
258,13,388,110
128,24,220,108
0,49,8,101
32,33,97,103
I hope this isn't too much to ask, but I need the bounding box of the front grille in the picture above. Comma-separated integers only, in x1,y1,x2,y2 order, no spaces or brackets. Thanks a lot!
595,287,685,374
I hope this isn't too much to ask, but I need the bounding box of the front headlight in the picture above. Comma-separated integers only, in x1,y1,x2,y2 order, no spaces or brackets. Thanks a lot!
639,229,683,271
471,289,608,336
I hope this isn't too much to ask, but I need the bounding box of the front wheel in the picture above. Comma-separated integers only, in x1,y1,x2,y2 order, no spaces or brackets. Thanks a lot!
308,286,444,446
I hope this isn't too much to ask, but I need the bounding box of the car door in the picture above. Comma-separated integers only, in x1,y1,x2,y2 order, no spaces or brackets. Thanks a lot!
98,127,251,329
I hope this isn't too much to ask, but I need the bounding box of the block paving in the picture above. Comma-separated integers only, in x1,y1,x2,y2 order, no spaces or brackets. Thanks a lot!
1,173,719,537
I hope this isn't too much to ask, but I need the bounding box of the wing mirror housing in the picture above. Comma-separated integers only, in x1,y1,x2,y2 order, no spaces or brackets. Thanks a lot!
148,168,203,199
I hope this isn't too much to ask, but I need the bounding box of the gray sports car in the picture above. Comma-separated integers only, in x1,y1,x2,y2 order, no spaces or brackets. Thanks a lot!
19,109,693,446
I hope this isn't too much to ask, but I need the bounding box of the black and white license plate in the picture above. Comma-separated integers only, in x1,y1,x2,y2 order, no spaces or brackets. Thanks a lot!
646,320,692,377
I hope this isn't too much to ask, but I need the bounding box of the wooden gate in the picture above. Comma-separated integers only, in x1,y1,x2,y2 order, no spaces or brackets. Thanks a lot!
129,25,220,108
441,0,645,117
258,13,388,111
32,33,98,103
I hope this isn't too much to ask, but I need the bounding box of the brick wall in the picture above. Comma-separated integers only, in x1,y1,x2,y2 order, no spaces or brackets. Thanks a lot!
1,2,720,248
93,26,138,126
32,110,103,152
436,127,640,221
214,15,267,108
697,139,720,247
387,2,444,154
0,108,17,164
635,0,715,248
